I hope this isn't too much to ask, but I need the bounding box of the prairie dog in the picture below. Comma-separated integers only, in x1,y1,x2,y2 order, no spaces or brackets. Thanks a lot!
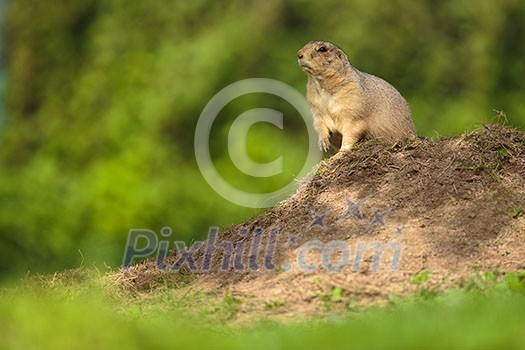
297,41,416,152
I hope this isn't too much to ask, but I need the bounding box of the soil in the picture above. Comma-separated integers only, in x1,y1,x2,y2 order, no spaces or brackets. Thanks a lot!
116,124,525,320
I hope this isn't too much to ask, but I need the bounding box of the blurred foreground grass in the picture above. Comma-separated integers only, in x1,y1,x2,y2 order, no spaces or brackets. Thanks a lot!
1,269,525,349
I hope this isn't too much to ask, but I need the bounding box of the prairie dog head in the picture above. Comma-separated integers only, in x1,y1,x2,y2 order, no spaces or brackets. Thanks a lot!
297,41,351,78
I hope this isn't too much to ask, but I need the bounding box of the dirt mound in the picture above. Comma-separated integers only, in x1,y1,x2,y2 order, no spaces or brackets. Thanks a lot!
118,124,525,319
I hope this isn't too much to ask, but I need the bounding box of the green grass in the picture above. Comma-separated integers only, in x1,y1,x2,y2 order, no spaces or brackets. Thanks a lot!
1,270,525,349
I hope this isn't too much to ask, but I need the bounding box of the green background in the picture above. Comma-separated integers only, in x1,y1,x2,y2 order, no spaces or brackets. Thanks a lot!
1,0,524,278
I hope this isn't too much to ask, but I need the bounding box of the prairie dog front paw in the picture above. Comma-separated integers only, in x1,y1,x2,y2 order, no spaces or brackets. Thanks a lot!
318,137,331,152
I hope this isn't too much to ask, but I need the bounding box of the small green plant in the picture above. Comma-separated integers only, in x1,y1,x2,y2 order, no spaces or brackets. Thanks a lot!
218,293,243,320
466,267,500,292
410,271,431,285
476,164,502,183
387,293,404,307
330,287,343,302
512,208,523,219
346,298,359,312
264,300,285,310
274,265,286,273
504,272,525,293
410,271,438,299
496,146,510,160
312,279,344,311
493,109,509,125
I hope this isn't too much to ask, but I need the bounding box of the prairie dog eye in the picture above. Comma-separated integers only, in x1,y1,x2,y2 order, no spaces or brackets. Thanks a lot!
317,46,327,52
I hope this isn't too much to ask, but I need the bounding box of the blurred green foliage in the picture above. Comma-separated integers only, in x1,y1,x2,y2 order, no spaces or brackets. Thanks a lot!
1,270,525,348
0,0,524,277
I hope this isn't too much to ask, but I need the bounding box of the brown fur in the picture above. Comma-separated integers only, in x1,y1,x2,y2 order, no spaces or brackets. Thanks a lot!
297,41,416,152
